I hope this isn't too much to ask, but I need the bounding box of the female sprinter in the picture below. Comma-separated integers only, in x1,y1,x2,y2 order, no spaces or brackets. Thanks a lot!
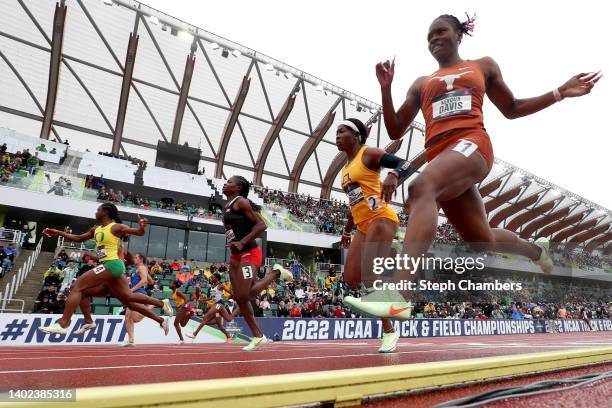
169,280,195,344
72,239,170,338
39,203,173,334
336,118,413,352
222,176,293,351
120,253,156,346
186,272,239,341
349,14,601,319
73,252,170,340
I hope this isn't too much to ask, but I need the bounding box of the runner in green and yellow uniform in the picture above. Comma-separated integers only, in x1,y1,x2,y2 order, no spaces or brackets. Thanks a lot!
40,203,173,334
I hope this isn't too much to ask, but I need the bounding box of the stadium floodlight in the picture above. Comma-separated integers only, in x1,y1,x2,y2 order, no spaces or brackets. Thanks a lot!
178,31,193,42
265,63,275,71
349,99,357,106
149,16,159,25
232,49,242,57
103,0,113,5
284,72,294,79
210,42,220,50
356,105,363,112
370,108,378,114
221,49,229,58
315,84,324,92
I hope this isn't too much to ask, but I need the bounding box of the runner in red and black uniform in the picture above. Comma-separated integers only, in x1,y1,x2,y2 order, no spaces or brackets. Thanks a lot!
348,13,601,319
222,175,293,351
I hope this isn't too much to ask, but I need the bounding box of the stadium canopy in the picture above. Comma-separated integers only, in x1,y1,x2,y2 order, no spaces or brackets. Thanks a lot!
0,0,609,250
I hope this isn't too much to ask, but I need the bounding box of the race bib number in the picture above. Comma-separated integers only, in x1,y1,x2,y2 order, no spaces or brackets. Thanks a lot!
95,246,107,259
452,139,478,157
93,264,105,275
242,265,253,279
225,228,236,243
344,183,364,206
432,89,472,120
367,195,382,211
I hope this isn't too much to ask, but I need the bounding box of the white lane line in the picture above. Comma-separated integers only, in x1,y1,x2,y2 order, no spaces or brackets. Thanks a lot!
1,341,602,362
0,346,388,361
0,344,588,375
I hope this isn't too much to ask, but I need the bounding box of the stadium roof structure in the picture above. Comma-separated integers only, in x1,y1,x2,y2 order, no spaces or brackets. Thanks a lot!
0,0,609,253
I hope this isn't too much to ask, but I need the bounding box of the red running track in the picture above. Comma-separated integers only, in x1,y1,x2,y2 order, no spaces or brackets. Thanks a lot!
0,332,611,391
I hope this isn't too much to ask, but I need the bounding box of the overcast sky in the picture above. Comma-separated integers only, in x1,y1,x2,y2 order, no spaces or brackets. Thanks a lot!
143,0,610,208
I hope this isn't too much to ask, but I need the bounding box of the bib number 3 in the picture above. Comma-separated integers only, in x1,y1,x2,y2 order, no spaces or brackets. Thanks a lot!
242,265,253,279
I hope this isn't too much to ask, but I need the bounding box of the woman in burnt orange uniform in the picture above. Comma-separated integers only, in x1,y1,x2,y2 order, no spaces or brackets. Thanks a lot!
348,14,601,319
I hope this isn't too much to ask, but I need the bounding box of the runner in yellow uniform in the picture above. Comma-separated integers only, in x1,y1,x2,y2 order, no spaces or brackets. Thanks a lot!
336,118,413,352
40,203,173,334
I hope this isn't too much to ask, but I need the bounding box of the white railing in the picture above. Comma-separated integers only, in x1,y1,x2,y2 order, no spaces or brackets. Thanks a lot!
0,228,22,245
0,298,25,313
1,238,44,310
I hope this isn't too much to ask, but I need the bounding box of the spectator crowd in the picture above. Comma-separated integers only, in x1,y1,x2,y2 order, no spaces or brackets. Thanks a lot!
32,246,611,324
1,144,41,183
254,186,350,234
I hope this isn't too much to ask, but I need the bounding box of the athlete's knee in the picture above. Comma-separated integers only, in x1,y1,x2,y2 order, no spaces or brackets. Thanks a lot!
407,176,436,201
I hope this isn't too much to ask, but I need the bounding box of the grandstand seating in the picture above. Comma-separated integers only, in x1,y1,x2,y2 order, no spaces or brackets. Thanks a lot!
0,127,67,164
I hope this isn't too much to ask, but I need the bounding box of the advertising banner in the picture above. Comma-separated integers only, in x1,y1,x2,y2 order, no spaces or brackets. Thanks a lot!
0,314,224,345
231,317,612,341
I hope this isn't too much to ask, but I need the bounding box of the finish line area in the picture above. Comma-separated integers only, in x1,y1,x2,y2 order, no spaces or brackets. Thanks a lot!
1,332,611,407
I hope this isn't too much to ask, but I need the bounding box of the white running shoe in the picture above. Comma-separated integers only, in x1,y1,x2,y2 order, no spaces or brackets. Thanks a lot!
242,335,269,351
272,264,293,282
534,237,554,273
161,299,174,316
73,322,96,335
178,340,185,345
344,288,413,320
379,331,400,353
120,341,134,347
160,317,169,336
38,323,68,335
185,331,196,339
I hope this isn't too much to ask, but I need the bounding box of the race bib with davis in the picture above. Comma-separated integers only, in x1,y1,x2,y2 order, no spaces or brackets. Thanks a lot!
432,89,472,120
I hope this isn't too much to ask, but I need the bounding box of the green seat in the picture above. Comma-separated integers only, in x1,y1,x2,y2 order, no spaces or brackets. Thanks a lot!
91,298,108,306
109,297,122,307
124,201,132,207
263,310,275,317
112,306,123,315
152,291,164,299
19,169,29,177
270,304,278,311
151,201,158,208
